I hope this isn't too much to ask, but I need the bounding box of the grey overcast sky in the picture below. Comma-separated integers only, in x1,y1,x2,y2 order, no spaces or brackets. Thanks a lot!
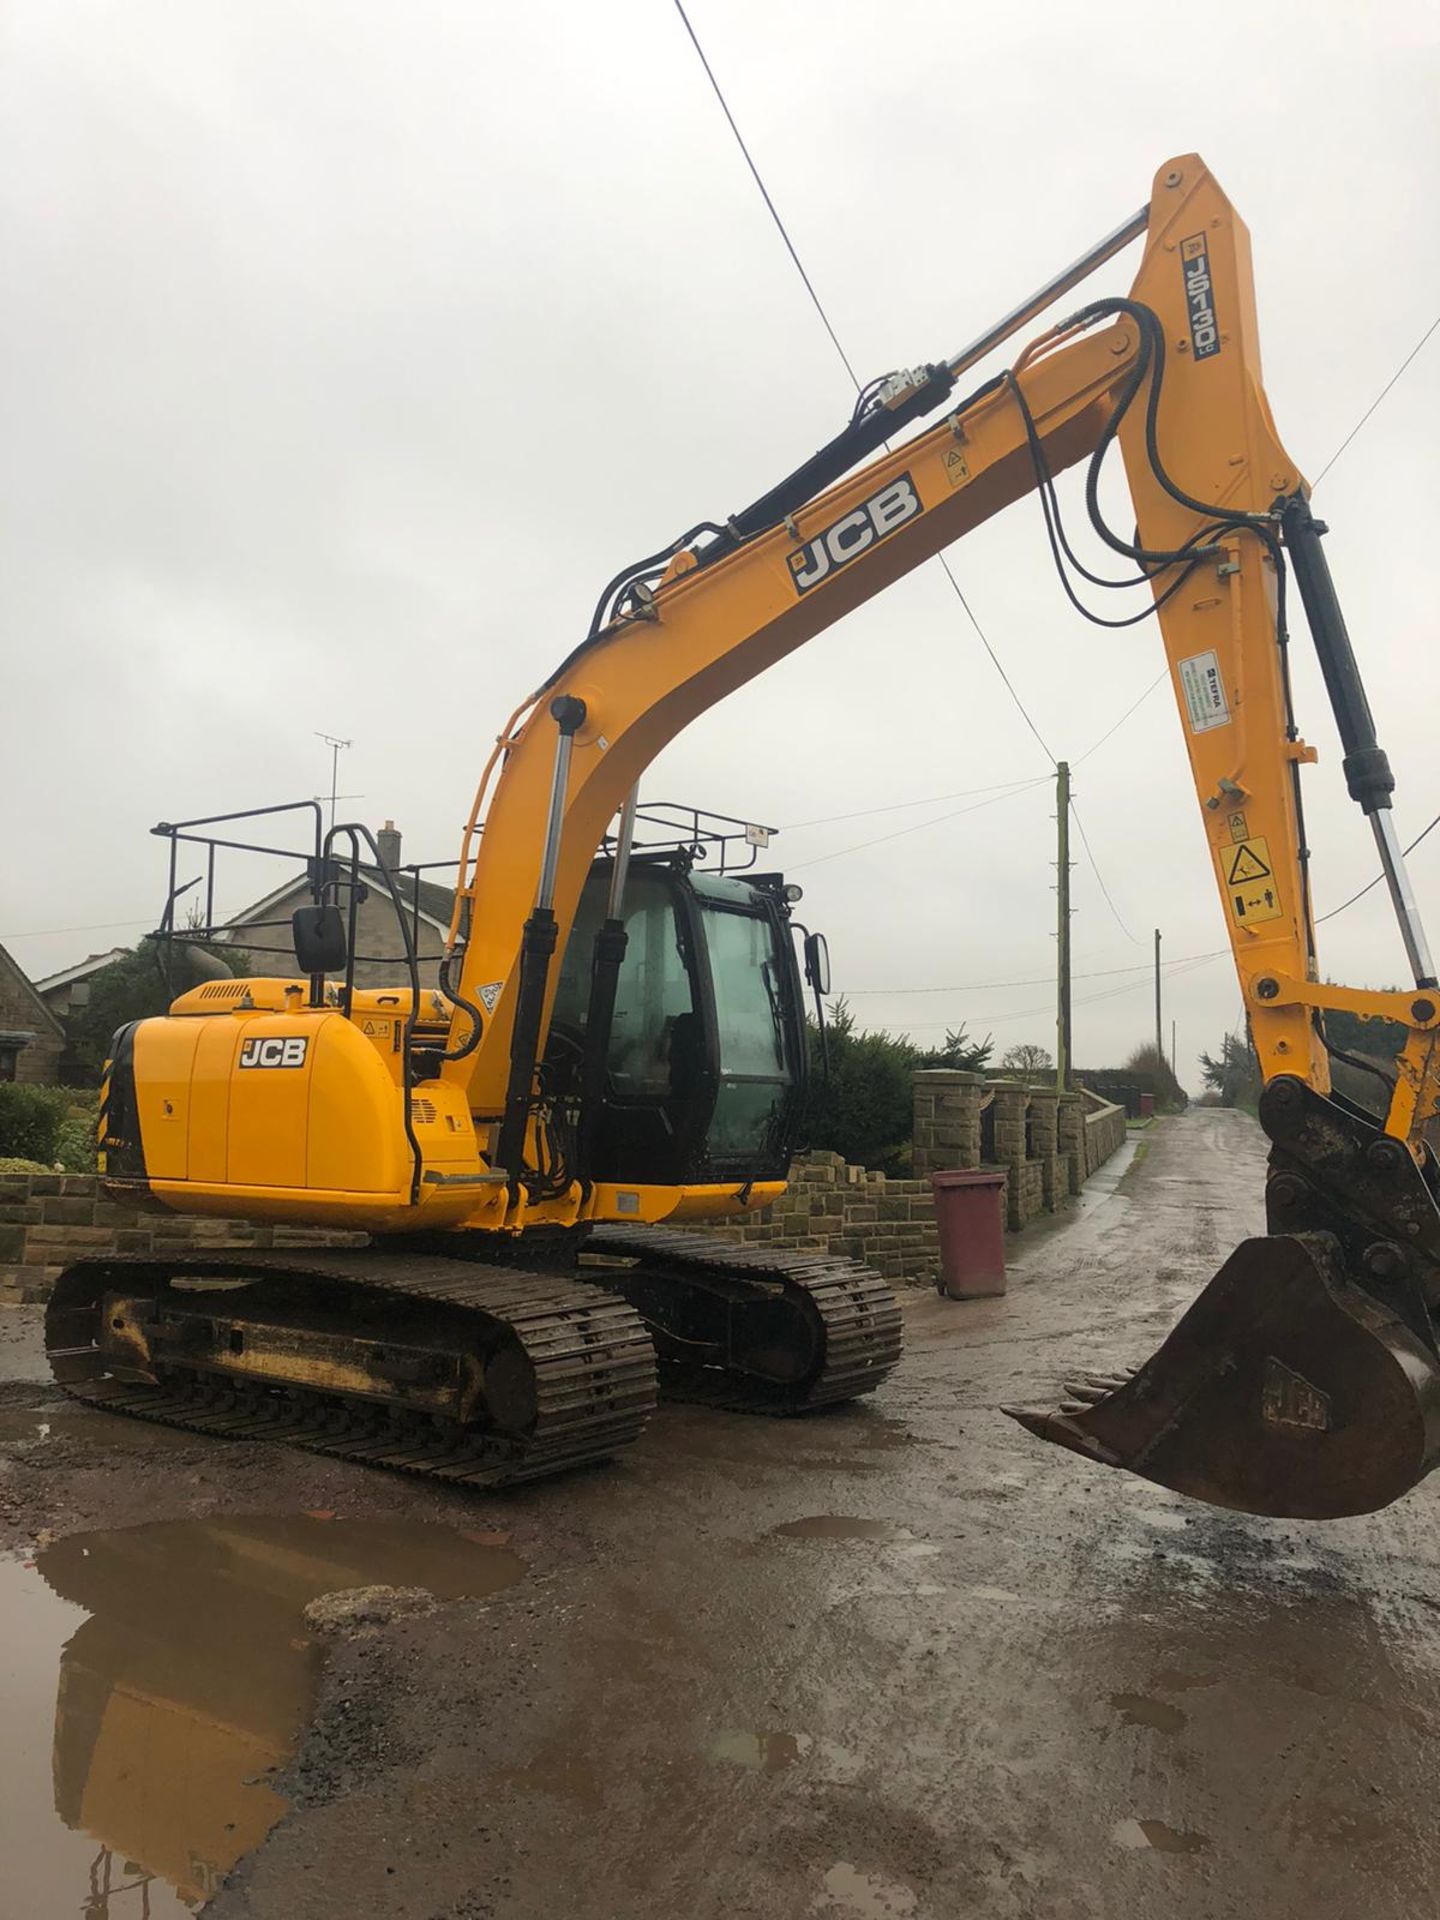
2,0,1437,1082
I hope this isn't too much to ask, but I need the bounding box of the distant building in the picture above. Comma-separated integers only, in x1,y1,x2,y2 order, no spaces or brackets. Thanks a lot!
31,947,131,1022
0,944,66,1085
219,821,454,990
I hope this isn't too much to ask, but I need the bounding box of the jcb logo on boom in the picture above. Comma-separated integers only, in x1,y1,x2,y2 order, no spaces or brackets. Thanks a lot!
239,1035,310,1070
787,475,922,595
1180,234,1220,360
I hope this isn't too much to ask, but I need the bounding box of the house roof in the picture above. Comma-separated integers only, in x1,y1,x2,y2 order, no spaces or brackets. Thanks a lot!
0,945,66,1039
32,947,133,994
220,867,455,940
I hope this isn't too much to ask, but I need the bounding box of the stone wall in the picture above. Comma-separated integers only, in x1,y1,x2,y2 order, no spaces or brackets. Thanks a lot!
0,1076,1131,1304
0,1173,361,1307
1082,1092,1128,1172
698,1152,944,1284
914,1070,1126,1229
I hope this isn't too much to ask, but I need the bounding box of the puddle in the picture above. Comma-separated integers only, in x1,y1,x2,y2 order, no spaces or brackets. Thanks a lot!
0,1403,200,1453
493,1750,605,1809
774,1516,895,1542
1151,1667,1220,1694
1291,1799,1392,1848
819,1861,919,1916
708,1728,811,1773
1113,1817,1210,1855
1108,1692,1187,1734
0,1516,526,1914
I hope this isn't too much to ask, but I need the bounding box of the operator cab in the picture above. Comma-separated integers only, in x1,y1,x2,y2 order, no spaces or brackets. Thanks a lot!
549,857,812,1186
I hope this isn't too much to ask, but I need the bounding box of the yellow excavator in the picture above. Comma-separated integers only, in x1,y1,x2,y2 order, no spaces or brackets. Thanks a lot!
48,153,1440,1519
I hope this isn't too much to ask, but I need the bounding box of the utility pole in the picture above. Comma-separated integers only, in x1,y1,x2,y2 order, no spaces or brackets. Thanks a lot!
1172,1018,1178,1078
1154,927,1163,1063
1056,761,1072,1090
315,731,353,834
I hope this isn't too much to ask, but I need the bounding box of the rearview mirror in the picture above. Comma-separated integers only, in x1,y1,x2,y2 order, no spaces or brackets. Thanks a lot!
803,931,831,997
293,904,348,974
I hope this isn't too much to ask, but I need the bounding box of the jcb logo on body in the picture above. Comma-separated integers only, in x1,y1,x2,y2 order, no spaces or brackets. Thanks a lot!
239,1035,310,1070
787,475,922,595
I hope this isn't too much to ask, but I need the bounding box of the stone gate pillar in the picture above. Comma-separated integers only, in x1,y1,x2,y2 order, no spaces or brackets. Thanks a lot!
1025,1086,1062,1212
988,1081,1033,1228
911,1070,983,1175
1057,1091,1087,1197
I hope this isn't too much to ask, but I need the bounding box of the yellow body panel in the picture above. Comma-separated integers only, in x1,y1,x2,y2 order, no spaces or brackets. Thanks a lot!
131,1019,201,1182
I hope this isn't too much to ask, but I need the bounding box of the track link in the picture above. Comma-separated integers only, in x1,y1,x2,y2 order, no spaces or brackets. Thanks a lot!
45,1248,656,1489
584,1225,903,1413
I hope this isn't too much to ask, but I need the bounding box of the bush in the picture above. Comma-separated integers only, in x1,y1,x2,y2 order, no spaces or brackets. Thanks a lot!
62,937,251,1084
55,1096,99,1173
0,1083,72,1164
805,1001,992,1172
1122,1043,1188,1114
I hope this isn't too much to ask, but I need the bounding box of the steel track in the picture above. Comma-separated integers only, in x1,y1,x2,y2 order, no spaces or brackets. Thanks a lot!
584,1224,904,1413
45,1248,657,1488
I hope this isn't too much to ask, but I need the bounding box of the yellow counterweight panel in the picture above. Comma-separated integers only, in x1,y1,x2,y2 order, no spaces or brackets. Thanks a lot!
303,1014,414,1194
188,1016,236,1185
221,1014,315,1189
130,1019,202,1182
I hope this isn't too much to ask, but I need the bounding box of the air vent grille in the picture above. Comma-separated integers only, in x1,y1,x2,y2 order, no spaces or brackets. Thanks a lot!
410,1098,439,1125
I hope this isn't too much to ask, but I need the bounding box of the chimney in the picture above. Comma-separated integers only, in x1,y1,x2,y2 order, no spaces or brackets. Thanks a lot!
376,819,402,871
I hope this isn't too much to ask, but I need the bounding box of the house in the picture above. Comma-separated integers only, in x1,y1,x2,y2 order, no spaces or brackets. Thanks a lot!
31,947,132,1021
219,821,455,989
0,944,66,1085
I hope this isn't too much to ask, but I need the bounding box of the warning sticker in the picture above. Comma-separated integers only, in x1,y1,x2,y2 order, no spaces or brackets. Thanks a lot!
1219,834,1283,925
941,446,970,488
1228,810,1249,843
477,980,503,1013
1226,843,1270,885
1178,650,1231,733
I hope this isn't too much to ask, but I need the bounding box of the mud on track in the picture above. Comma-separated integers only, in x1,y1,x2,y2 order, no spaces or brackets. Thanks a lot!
2,1108,1437,1919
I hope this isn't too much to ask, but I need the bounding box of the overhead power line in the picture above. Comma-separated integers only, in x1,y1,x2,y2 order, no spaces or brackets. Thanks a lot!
670,0,861,391
1316,807,1440,925
780,775,1043,832
1068,798,1140,945
788,776,1048,872
934,554,1056,765
889,952,1223,1032
1075,669,1168,766
0,916,153,942
670,0,1056,768
846,947,1229,996
1314,313,1440,486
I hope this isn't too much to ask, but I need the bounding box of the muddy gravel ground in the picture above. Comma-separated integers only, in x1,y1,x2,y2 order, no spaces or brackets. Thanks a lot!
3,1106,1439,1919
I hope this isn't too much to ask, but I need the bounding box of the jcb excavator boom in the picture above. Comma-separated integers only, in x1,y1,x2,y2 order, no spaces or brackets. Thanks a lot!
63,154,1440,1517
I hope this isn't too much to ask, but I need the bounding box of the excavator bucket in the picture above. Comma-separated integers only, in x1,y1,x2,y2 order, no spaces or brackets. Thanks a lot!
1007,1229,1440,1518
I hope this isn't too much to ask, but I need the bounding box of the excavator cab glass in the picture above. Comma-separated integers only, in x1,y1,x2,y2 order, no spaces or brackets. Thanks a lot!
550,860,807,1186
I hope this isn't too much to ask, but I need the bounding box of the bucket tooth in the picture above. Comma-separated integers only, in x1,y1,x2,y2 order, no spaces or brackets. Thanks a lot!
1007,1230,1440,1519
1061,1381,1111,1405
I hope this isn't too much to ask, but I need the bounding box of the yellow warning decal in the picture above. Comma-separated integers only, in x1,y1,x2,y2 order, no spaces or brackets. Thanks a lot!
941,446,970,487
1226,843,1270,885
1219,835,1283,925
1228,810,1249,843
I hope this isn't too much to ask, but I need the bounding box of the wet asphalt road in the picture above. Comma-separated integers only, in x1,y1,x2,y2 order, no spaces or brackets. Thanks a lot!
4,1106,1439,1919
